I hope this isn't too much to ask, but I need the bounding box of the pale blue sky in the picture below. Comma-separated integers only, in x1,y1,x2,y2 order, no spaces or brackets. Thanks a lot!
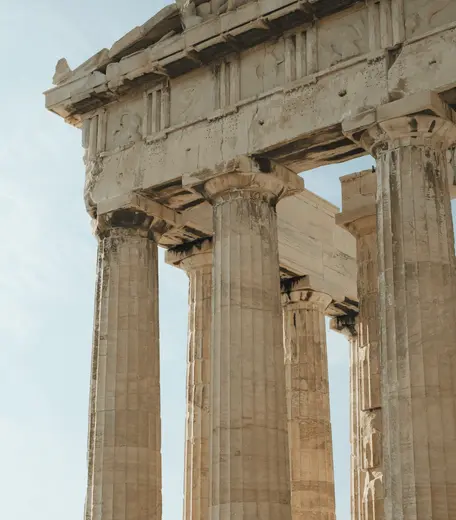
0,1,381,519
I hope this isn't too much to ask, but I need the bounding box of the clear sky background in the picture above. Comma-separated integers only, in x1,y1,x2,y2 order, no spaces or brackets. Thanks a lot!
4,1,445,519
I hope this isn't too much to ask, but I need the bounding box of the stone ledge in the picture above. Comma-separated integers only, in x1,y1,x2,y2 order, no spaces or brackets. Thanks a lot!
44,0,361,121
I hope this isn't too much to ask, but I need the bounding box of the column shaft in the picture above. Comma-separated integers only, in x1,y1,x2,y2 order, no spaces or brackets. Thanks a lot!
329,317,360,520
370,116,456,520
166,242,213,520
349,324,361,520
207,173,292,520
90,226,162,520
357,230,383,520
338,169,384,520
185,263,212,520
282,282,336,520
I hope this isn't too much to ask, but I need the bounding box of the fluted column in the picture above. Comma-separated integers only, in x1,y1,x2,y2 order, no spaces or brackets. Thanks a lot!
166,239,213,520
88,212,162,520
282,277,336,520
337,170,383,520
203,168,302,520
330,316,360,520
360,114,456,520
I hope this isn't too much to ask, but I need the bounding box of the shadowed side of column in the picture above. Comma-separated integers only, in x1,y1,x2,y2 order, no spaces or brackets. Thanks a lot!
166,240,213,520
282,278,336,520
337,170,384,520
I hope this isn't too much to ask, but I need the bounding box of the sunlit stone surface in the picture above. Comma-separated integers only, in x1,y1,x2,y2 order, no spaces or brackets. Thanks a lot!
44,1,456,519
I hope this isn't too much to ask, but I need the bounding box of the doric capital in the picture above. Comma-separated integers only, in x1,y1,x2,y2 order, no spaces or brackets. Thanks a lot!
343,91,456,158
95,192,181,241
281,276,332,311
336,169,376,238
184,155,303,206
329,315,358,340
165,238,213,272
204,172,287,206
361,115,456,156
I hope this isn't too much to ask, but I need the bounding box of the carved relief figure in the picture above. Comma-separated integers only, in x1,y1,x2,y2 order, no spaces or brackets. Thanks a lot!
329,24,363,64
112,113,142,149
318,10,368,70
405,0,455,37
83,157,102,217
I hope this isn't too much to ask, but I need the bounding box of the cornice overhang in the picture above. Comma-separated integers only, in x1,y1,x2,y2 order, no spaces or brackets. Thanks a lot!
44,0,361,124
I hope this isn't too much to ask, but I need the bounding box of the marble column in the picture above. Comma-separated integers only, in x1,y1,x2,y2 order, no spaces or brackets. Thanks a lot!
165,239,213,520
282,277,336,520
337,170,383,520
330,316,360,520
88,211,162,520
203,168,302,520
360,114,456,520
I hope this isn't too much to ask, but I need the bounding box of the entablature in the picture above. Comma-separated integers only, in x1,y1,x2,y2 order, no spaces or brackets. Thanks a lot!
46,0,363,122
48,0,456,192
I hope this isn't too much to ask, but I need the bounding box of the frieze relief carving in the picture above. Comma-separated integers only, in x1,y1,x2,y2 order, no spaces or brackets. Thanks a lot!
102,95,146,154
82,100,149,214
404,0,456,38
240,39,285,100
83,156,103,218
318,7,369,71
111,113,143,150
170,68,212,125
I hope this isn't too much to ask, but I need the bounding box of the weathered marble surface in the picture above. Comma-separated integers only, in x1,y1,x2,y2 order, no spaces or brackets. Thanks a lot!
43,2,456,520
282,278,336,520
92,179,358,312
337,170,383,520
88,220,162,520
204,171,297,520
166,240,213,520
350,112,456,520
46,0,456,190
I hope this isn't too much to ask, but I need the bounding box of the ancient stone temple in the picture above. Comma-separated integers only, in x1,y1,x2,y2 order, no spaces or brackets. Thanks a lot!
44,1,456,519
